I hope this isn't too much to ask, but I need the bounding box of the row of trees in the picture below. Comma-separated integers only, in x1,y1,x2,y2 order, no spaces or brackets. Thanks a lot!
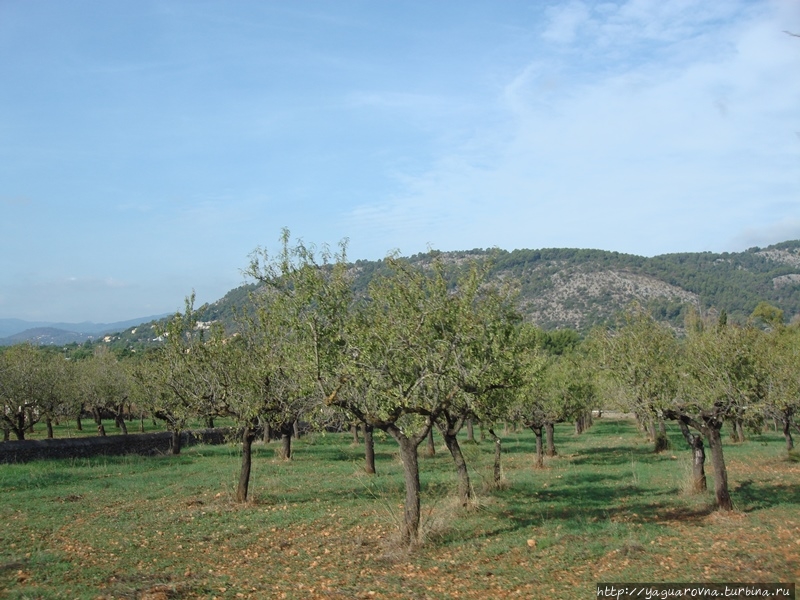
0,232,597,545
0,343,134,441
3,230,799,546
593,303,800,510
147,232,572,544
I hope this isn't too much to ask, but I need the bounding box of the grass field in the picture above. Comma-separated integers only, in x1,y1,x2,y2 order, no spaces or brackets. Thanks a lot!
0,418,798,599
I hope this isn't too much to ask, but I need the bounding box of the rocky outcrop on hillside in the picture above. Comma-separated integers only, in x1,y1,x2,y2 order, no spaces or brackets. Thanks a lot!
757,247,800,267
521,269,700,330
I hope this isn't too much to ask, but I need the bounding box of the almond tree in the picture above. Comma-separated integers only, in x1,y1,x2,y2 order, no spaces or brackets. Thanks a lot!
761,317,799,453
335,381,377,474
330,255,476,546
149,295,267,500
593,306,679,454
434,259,523,504
76,346,131,437
0,344,59,440
590,309,714,493
667,314,769,510
131,351,192,455
243,229,353,463
210,332,272,502
187,229,356,503
512,346,590,470
37,349,73,439
137,296,222,454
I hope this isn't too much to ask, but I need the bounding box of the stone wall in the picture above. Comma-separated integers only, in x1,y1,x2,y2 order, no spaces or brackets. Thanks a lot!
0,428,231,464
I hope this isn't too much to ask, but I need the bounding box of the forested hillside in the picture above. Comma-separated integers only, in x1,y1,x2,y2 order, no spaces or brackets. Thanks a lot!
485,240,800,329
75,239,800,351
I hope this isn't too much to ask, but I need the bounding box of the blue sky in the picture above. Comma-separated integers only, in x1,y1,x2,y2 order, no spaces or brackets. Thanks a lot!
1,0,799,323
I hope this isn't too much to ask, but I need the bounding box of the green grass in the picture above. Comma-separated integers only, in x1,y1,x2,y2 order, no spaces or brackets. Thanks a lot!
1,419,797,599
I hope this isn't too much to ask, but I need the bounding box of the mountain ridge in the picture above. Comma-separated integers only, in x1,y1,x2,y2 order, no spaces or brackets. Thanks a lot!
114,240,800,350
5,240,800,348
0,315,171,346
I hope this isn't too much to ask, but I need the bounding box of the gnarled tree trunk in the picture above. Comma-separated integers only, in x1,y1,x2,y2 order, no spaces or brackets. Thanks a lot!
364,424,376,475
424,427,435,457
732,418,745,443
545,422,557,457
115,413,128,435
170,428,182,455
9,411,26,441
386,424,424,547
783,418,794,452
93,409,106,437
439,415,471,506
236,423,257,502
488,428,503,486
530,425,544,469
261,420,271,443
677,419,706,492
665,409,728,507
706,424,732,510
574,416,584,435
654,417,670,453
646,415,656,443
279,423,293,460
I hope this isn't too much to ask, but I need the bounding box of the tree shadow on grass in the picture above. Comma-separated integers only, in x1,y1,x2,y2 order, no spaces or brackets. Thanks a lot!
439,472,722,544
734,479,800,512
573,419,641,439
303,444,394,463
569,445,656,467
647,504,716,523
0,453,199,493
495,474,645,526
491,438,536,455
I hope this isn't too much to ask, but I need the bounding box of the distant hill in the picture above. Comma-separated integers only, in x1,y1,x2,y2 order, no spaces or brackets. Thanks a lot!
8,241,797,350
0,319,52,339
1,327,91,346
97,240,800,352
0,315,171,346
480,240,800,329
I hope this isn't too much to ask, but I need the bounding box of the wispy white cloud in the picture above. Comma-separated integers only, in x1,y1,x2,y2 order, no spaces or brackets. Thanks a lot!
343,0,800,256
541,2,591,44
